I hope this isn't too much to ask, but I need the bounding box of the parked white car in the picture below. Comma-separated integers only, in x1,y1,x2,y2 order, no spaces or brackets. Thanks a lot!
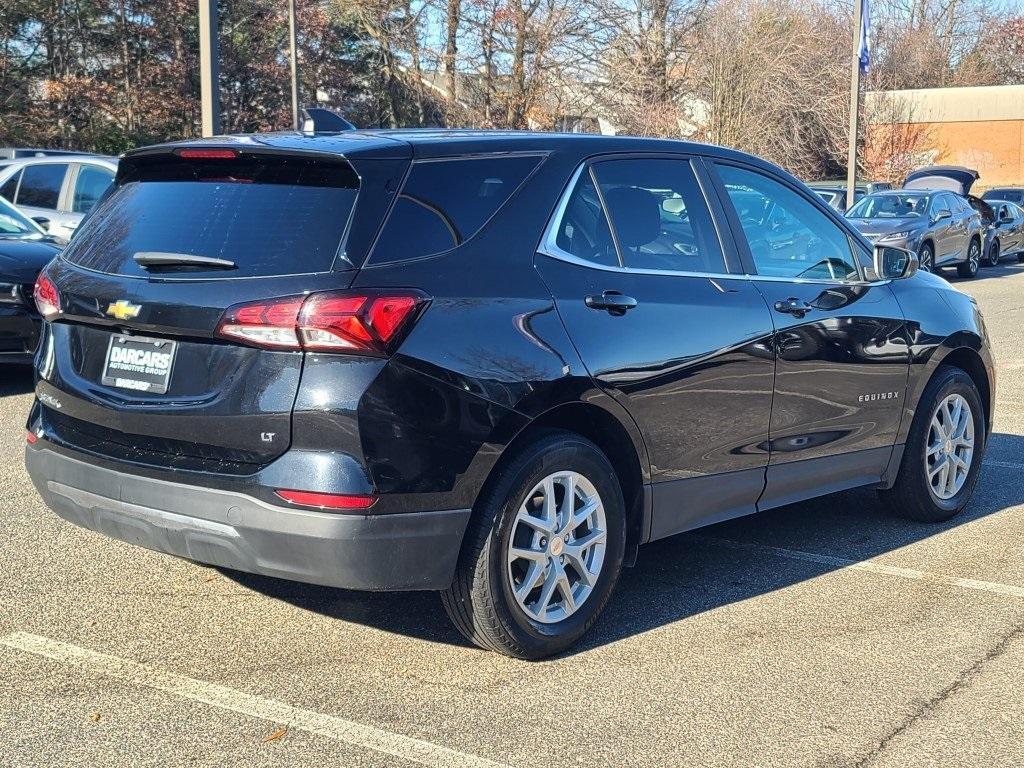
0,155,117,242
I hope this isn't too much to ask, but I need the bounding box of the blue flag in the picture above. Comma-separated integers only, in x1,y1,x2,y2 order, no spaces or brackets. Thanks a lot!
859,0,872,74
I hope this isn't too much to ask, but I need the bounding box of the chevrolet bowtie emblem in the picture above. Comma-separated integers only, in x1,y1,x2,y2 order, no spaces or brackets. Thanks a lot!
106,300,141,321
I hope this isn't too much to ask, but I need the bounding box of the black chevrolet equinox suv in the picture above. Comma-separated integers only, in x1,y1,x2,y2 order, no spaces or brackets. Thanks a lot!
26,131,995,658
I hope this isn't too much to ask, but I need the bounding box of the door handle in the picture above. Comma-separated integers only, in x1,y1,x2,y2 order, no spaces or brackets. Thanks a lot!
773,297,813,318
585,291,638,316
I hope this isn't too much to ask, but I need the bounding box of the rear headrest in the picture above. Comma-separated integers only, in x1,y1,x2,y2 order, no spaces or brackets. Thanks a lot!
603,186,661,248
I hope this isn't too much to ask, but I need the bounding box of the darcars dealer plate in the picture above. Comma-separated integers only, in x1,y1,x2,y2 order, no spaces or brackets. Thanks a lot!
102,334,177,394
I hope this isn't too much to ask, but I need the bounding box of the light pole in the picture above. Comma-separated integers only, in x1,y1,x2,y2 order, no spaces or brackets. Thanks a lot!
199,0,221,137
288,0,300,130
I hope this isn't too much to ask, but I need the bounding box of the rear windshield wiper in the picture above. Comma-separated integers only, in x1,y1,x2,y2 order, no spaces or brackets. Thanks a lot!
133,252,236,269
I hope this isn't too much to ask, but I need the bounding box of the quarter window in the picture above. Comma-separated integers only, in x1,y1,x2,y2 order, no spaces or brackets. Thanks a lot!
0,170,20,202
716,164,860,281
17,163,69,209
72,165,115,213
552,170,618,267
369,155,542,264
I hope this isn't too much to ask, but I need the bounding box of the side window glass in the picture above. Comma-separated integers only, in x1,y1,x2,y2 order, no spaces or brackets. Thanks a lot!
552,170,618,267
73,166,115,213
17,163,68,209
0,170,20,202
591,159,725,273
370,155,541,264
716,164,860,281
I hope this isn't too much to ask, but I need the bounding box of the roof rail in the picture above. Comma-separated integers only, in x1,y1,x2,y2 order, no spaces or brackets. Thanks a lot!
300,107,356,134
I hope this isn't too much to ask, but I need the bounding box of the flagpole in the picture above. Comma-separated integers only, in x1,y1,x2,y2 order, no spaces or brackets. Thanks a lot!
846,0,864,207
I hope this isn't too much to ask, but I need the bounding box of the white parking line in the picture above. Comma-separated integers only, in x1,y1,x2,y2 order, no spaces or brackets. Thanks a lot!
696,536,1024,600
986,459,1024,470
0,632,509,768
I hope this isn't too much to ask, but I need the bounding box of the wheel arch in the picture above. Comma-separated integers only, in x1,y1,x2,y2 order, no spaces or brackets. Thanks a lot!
936,346,992,437
471,400,651,568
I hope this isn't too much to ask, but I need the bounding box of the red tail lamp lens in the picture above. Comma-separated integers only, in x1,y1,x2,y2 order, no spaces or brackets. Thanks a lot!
33,273,60,319
218,291,427,354
177,148,238,159
275,489,376,510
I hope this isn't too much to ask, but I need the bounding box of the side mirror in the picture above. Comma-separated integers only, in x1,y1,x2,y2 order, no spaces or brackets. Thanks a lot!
31,216,50,229
873,245,918,281
933,209,952,223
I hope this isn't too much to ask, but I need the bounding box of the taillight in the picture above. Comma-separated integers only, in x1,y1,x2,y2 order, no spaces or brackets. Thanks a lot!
33,273,60,319
216,291,428,354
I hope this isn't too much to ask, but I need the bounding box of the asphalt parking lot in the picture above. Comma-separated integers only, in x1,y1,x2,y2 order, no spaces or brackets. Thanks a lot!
2,264,1023,768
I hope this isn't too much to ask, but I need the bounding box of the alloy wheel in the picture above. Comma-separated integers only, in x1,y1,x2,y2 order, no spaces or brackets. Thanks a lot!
988,240,1000,267
926,394,975,500
969,241,980,271
506,471,607,624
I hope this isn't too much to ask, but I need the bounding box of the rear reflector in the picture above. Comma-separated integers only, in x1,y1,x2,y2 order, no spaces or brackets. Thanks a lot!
176,148,238,159
217,290,427,354
275,489,376,510
33,273,60,319
25,430,37,444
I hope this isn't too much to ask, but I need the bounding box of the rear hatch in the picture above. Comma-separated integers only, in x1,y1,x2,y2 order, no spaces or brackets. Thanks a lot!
903,166,979,195
37,146,380,472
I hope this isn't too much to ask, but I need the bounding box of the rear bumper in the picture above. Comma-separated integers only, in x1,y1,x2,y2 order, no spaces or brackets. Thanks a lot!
26,444,471,591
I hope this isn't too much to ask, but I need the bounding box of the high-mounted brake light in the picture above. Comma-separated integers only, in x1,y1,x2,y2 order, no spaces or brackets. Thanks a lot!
33,273,60,319
217,291,427,354
176,148,238,159
275,489,376,510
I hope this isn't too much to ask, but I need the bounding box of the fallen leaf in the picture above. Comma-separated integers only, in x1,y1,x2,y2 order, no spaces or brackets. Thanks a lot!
90,712,101,723
262,727,287,743
204,575,217,582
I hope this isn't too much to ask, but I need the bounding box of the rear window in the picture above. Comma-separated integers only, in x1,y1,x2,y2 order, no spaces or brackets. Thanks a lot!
62,153,359,278
368,154,542,264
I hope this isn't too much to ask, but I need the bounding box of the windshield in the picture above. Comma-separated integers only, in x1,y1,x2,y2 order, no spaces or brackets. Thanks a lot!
847,193,929,219
0,196,42,238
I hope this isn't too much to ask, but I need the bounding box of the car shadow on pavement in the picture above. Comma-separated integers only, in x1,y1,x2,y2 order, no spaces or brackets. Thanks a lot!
0,367,34,396
949,260,1024,283
224,432,1024,658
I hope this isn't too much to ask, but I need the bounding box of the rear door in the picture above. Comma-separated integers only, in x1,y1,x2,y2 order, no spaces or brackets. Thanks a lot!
535,155,776,539
37,148,377,471
709,161,910,510
61,163,116,238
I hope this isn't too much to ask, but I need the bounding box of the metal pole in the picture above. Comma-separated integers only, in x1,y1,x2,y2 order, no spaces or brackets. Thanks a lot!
846,0,863,206
199,0,221,137
288,0,300,130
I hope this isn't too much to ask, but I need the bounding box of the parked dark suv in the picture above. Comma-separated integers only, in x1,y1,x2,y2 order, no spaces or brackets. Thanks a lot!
26,132,994,658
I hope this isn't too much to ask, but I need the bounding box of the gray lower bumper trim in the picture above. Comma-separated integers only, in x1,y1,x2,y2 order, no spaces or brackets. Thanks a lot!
26,446,471,591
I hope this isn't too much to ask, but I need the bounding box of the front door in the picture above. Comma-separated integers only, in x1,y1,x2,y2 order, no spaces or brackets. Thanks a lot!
535,156,776,539
710,161,910,510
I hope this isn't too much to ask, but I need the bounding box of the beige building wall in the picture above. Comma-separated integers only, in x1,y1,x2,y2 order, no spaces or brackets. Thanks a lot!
866,86,1024,189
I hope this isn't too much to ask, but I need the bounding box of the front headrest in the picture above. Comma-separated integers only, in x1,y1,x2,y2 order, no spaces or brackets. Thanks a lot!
603,186,661,248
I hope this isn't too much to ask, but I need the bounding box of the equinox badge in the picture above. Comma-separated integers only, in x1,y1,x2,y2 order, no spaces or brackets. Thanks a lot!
106,300,141,321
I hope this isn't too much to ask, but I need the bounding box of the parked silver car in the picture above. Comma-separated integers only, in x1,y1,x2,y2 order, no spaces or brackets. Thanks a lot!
0,155,117,242
846,167,985,278
984,199,1024,265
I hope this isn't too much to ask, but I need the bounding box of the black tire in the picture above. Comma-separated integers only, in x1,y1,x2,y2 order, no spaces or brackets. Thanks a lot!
441,430,626,659
986,238,1001,267
957,238,981,278
879,365,985,523
918,242,934,272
